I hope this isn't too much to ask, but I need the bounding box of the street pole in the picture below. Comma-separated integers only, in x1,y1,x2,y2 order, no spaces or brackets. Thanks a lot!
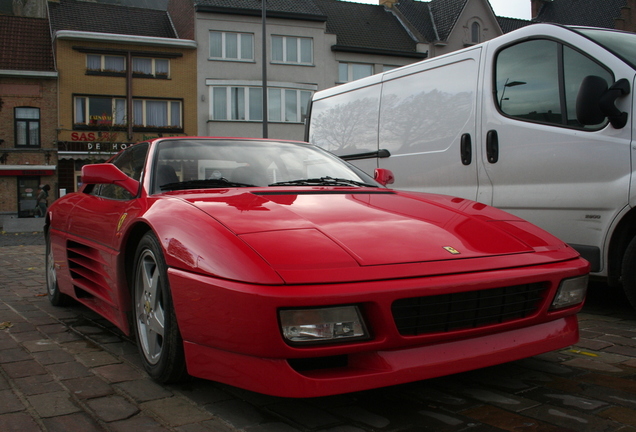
262,0,268,138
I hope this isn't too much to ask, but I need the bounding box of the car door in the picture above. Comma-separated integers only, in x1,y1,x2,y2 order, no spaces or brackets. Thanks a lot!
70,144,148,247
480,30,633,272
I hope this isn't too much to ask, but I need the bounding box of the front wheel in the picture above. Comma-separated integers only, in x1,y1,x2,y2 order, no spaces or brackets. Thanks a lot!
46,231,70,306
622,236,636,310
132,232,187,383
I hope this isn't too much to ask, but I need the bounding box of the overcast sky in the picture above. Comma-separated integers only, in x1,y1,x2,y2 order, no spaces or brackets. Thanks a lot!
343,0,531,20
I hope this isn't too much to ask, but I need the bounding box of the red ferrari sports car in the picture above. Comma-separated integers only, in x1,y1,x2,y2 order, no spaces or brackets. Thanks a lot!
46,137,589,397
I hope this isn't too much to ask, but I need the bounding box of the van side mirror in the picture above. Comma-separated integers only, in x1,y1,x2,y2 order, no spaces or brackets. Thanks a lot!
374,168,395,186
82,163,140,196
577,76,630,129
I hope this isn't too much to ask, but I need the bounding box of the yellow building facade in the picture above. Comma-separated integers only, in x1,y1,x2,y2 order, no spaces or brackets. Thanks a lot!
53,31,197,192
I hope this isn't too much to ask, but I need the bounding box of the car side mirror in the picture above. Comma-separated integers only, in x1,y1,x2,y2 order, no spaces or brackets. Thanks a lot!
82,163,140,196
577,75,630,129
374,168,395,186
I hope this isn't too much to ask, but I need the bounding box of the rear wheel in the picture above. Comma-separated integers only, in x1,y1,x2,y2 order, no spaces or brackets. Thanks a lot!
622,236,636,310
132,232,187,383
46,231,70,306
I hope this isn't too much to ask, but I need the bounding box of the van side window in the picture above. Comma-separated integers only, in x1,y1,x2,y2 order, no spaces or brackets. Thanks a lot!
495,39,612,129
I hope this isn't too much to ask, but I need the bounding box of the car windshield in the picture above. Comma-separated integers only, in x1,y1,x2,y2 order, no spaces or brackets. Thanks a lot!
152,139,380,193
574,27,636,70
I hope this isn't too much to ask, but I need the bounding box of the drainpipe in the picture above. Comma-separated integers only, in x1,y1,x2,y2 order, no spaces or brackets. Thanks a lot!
127,51,133,141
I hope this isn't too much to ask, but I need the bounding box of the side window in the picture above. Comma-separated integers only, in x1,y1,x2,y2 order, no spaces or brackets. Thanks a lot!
495,39,612,128
94,143,148,200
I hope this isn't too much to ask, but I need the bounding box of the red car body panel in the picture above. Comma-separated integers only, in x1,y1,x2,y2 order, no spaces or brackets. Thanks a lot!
46,137,590,397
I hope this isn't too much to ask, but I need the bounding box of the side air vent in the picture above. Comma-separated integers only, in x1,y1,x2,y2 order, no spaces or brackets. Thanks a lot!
66,240,113,303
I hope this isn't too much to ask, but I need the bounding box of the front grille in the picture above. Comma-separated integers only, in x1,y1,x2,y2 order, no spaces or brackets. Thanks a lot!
392,283,548,336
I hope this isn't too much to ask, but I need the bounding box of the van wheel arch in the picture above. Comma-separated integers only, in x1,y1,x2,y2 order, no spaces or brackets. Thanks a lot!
608,208,636,287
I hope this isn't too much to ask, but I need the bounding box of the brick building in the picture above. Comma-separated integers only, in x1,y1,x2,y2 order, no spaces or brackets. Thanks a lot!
0,13,57,224
48,0,197,194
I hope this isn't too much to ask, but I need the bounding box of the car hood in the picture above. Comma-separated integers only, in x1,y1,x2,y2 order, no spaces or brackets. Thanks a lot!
176,189,566,276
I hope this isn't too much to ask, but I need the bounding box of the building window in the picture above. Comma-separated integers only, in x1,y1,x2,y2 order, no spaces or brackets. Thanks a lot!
338,62,374,83
471,22,481,44
75,97,127,128
133,99,182,129
86,54,126,73
271,36,313,64
211,86,311,123
209,31,254,61
132,57,170,78
15,107,40,147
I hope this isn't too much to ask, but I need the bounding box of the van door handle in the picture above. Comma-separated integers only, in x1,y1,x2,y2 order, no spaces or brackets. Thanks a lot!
460,133,472,165
486,130,499,163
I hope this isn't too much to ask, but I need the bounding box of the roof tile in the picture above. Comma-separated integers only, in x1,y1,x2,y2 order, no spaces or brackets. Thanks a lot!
48,0,177,38
0,16,55,72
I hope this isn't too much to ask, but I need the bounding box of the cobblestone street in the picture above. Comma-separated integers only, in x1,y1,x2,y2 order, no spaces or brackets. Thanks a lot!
1,234,636,431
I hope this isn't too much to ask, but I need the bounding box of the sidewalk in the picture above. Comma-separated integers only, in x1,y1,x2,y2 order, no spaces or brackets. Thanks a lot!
2,236,636,431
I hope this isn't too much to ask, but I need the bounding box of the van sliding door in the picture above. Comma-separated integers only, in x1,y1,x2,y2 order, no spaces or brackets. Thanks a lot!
377,49,481,199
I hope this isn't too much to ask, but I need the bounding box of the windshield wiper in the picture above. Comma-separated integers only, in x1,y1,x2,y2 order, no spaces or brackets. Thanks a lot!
269,176,376,187
160,178,255,191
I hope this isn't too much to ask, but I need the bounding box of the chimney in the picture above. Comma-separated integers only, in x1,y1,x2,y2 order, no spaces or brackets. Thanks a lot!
531,0,551,19
380,0,398,8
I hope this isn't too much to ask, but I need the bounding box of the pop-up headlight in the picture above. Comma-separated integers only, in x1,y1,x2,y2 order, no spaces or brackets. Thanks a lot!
280,306,368,344
550,275,588,310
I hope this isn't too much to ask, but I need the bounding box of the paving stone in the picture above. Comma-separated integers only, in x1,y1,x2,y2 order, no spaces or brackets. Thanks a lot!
0,389,27,414
461,405,564,432
92,363,145,383
75,350,120,368
203,399,269,429
61,339,102,354
561,358,625,373
268,400,341,429
114,378,173,402
0,412,42,432
21,339,58,353
142,397,214,427
110,415,171,432
14,374,64,396
45,361,92,380
523,404,619,431
41,412,104,432
574,338,614,351
32,348,75,365
86,395,139,422
1,359,47,378
0,347,32,363
28,391,81,418
243,422,302,432
597,406,636,427
63,376,115,400
329,405,391,429
579,373,636,393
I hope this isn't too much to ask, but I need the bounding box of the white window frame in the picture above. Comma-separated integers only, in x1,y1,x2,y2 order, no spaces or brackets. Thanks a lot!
74,96,127,126
209,31,254,61
86,54,126,72
207,80,315,123
132,57,170,78
132,99,182,128
338,62,374,83
271,35,313,65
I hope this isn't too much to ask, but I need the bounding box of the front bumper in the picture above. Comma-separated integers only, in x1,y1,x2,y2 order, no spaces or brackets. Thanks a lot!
168,257,588,397
183,315,578,397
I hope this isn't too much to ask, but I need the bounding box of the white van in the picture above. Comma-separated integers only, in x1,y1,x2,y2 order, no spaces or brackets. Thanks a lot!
306,23,636,307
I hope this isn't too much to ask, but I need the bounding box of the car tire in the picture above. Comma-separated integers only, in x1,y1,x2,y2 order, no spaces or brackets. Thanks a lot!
622,236,636,310
132,232,188,383
46,231,70,306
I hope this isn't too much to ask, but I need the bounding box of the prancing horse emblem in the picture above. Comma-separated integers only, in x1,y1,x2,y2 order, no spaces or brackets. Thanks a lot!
443,246,461,255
